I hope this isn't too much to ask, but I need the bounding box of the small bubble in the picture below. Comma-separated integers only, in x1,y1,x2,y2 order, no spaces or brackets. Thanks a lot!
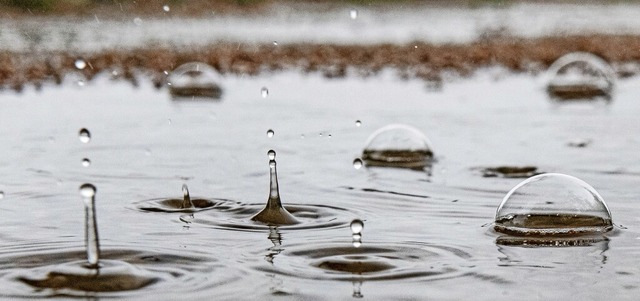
74,59,86,70
163,5,170,12
81,158,91,167
261,87,269,98
0,191,4,199
350,9,358,19
268,149,276,160
80,183,96,198
353,158,363,169
133,17,142,26
78,128,91,143
350,219,364,234
267,129,274,138
355,120,362,127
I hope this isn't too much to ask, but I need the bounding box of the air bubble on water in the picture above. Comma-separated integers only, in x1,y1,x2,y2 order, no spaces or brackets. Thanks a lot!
267,129,274,138
361,124,434,169
250,150,299,225
268,149,276,160
261,87,269,98
494,173,613,236
168,62,222,98
353,158,363,169
350,9,358,19
355,120,362,127
163,5,170,12
79,183,99,267
78,128,91,143
181,184,194,209
351,219,364,248
74,59,86,70
546,52,615,102
133,17,143,26
81,158,91,167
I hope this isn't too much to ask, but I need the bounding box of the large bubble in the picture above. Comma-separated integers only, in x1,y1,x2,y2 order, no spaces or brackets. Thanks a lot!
494,173,613,236
361,124,434,170
546,52,614,102
168,62,222,99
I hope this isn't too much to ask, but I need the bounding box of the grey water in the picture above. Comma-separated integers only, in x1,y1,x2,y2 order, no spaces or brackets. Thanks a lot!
0,69,640,299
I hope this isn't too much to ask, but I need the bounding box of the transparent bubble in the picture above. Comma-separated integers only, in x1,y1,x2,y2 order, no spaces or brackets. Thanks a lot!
167,62,222,98
80,183,96,198
261,87,269,98
350,9,358,19
267,129,274,138
81,158,91,167
74,59,86,70
355,120,362,127
494,173,613,236
163,5,170,12
352,158,363,169
361,124,434,169
350,219,364,234
546,52,615,102
78,128,91,143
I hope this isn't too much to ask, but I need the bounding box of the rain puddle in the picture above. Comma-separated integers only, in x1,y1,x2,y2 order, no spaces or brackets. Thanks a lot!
0,63,639,300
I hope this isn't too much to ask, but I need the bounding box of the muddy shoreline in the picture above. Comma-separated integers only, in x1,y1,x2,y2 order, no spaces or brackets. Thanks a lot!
3,34,640,91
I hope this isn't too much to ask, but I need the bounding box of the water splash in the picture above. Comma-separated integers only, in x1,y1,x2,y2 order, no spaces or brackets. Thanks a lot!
78,128,91,143
352,281,364,298
181,184,194,209
351,219,364,248
80,184,100,268
261,87,269,98
250,150,299,225
267,129,274,138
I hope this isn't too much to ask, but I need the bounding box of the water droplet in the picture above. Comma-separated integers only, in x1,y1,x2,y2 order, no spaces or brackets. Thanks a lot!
546,52,615,102
81,158,91,167
350,219,364,234
273,41,278,46
353,158,363,169
79,183,99,267
80,183,96,198
328,134,332,138
350,9,358,19
267,129,274,138
74,59,86,70
362,124,434,169
355,120,362,127
144,148,152,156
163,5,170,12
268,149,276,160
250,151,299,225
77,80,85,87
168,62,222,98
300,134,305,139
181,184,194,209
133,17,143,26
261,87,269,98
495,173,613,236
78,128,91,143
0,191,4,199
111,70,118,76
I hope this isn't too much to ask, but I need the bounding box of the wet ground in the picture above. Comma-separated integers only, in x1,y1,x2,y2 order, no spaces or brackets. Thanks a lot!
0,68,639,299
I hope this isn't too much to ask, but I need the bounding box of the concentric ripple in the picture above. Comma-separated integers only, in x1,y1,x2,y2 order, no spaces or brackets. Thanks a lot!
255,241,471,281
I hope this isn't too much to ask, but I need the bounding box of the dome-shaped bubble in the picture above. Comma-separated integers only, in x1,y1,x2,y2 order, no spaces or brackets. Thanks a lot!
495,173,613,236
168,62,222,99
546,52,615,102
361,124,434,169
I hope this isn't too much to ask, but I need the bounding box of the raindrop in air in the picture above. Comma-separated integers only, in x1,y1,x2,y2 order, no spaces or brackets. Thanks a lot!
350,9,358,19
181,184,194,209
0,191,4,199
77,80,85,87
546,52,615,102
361,124,434,170
250,150,299,225
163,5,170,12
133,17,143,26
355,120,362,127
267,129,274,138
273,41,278,46
261,87,269,98
351,219,364,248
81,158,91,167
74,59,86,70
353,158,363,169
494,173,613,236
78,128,91,143
168,62,222,99
80,183,100,267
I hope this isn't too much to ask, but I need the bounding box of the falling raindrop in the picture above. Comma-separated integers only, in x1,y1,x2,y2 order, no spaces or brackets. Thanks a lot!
355,120,362,127
0,191,4,199
267,129,275,138
351,219,364,248
133,17,143,26
350,9,358,19
78,128,91,143
74,59,86,70
80,183,100,268
81,158,91,167
163,5,170,12
261,87,269,98
273,41,278,46
300,134,305,139
250,150,299,225
77,80,85,87
181,184,194,209
353,158,363,169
